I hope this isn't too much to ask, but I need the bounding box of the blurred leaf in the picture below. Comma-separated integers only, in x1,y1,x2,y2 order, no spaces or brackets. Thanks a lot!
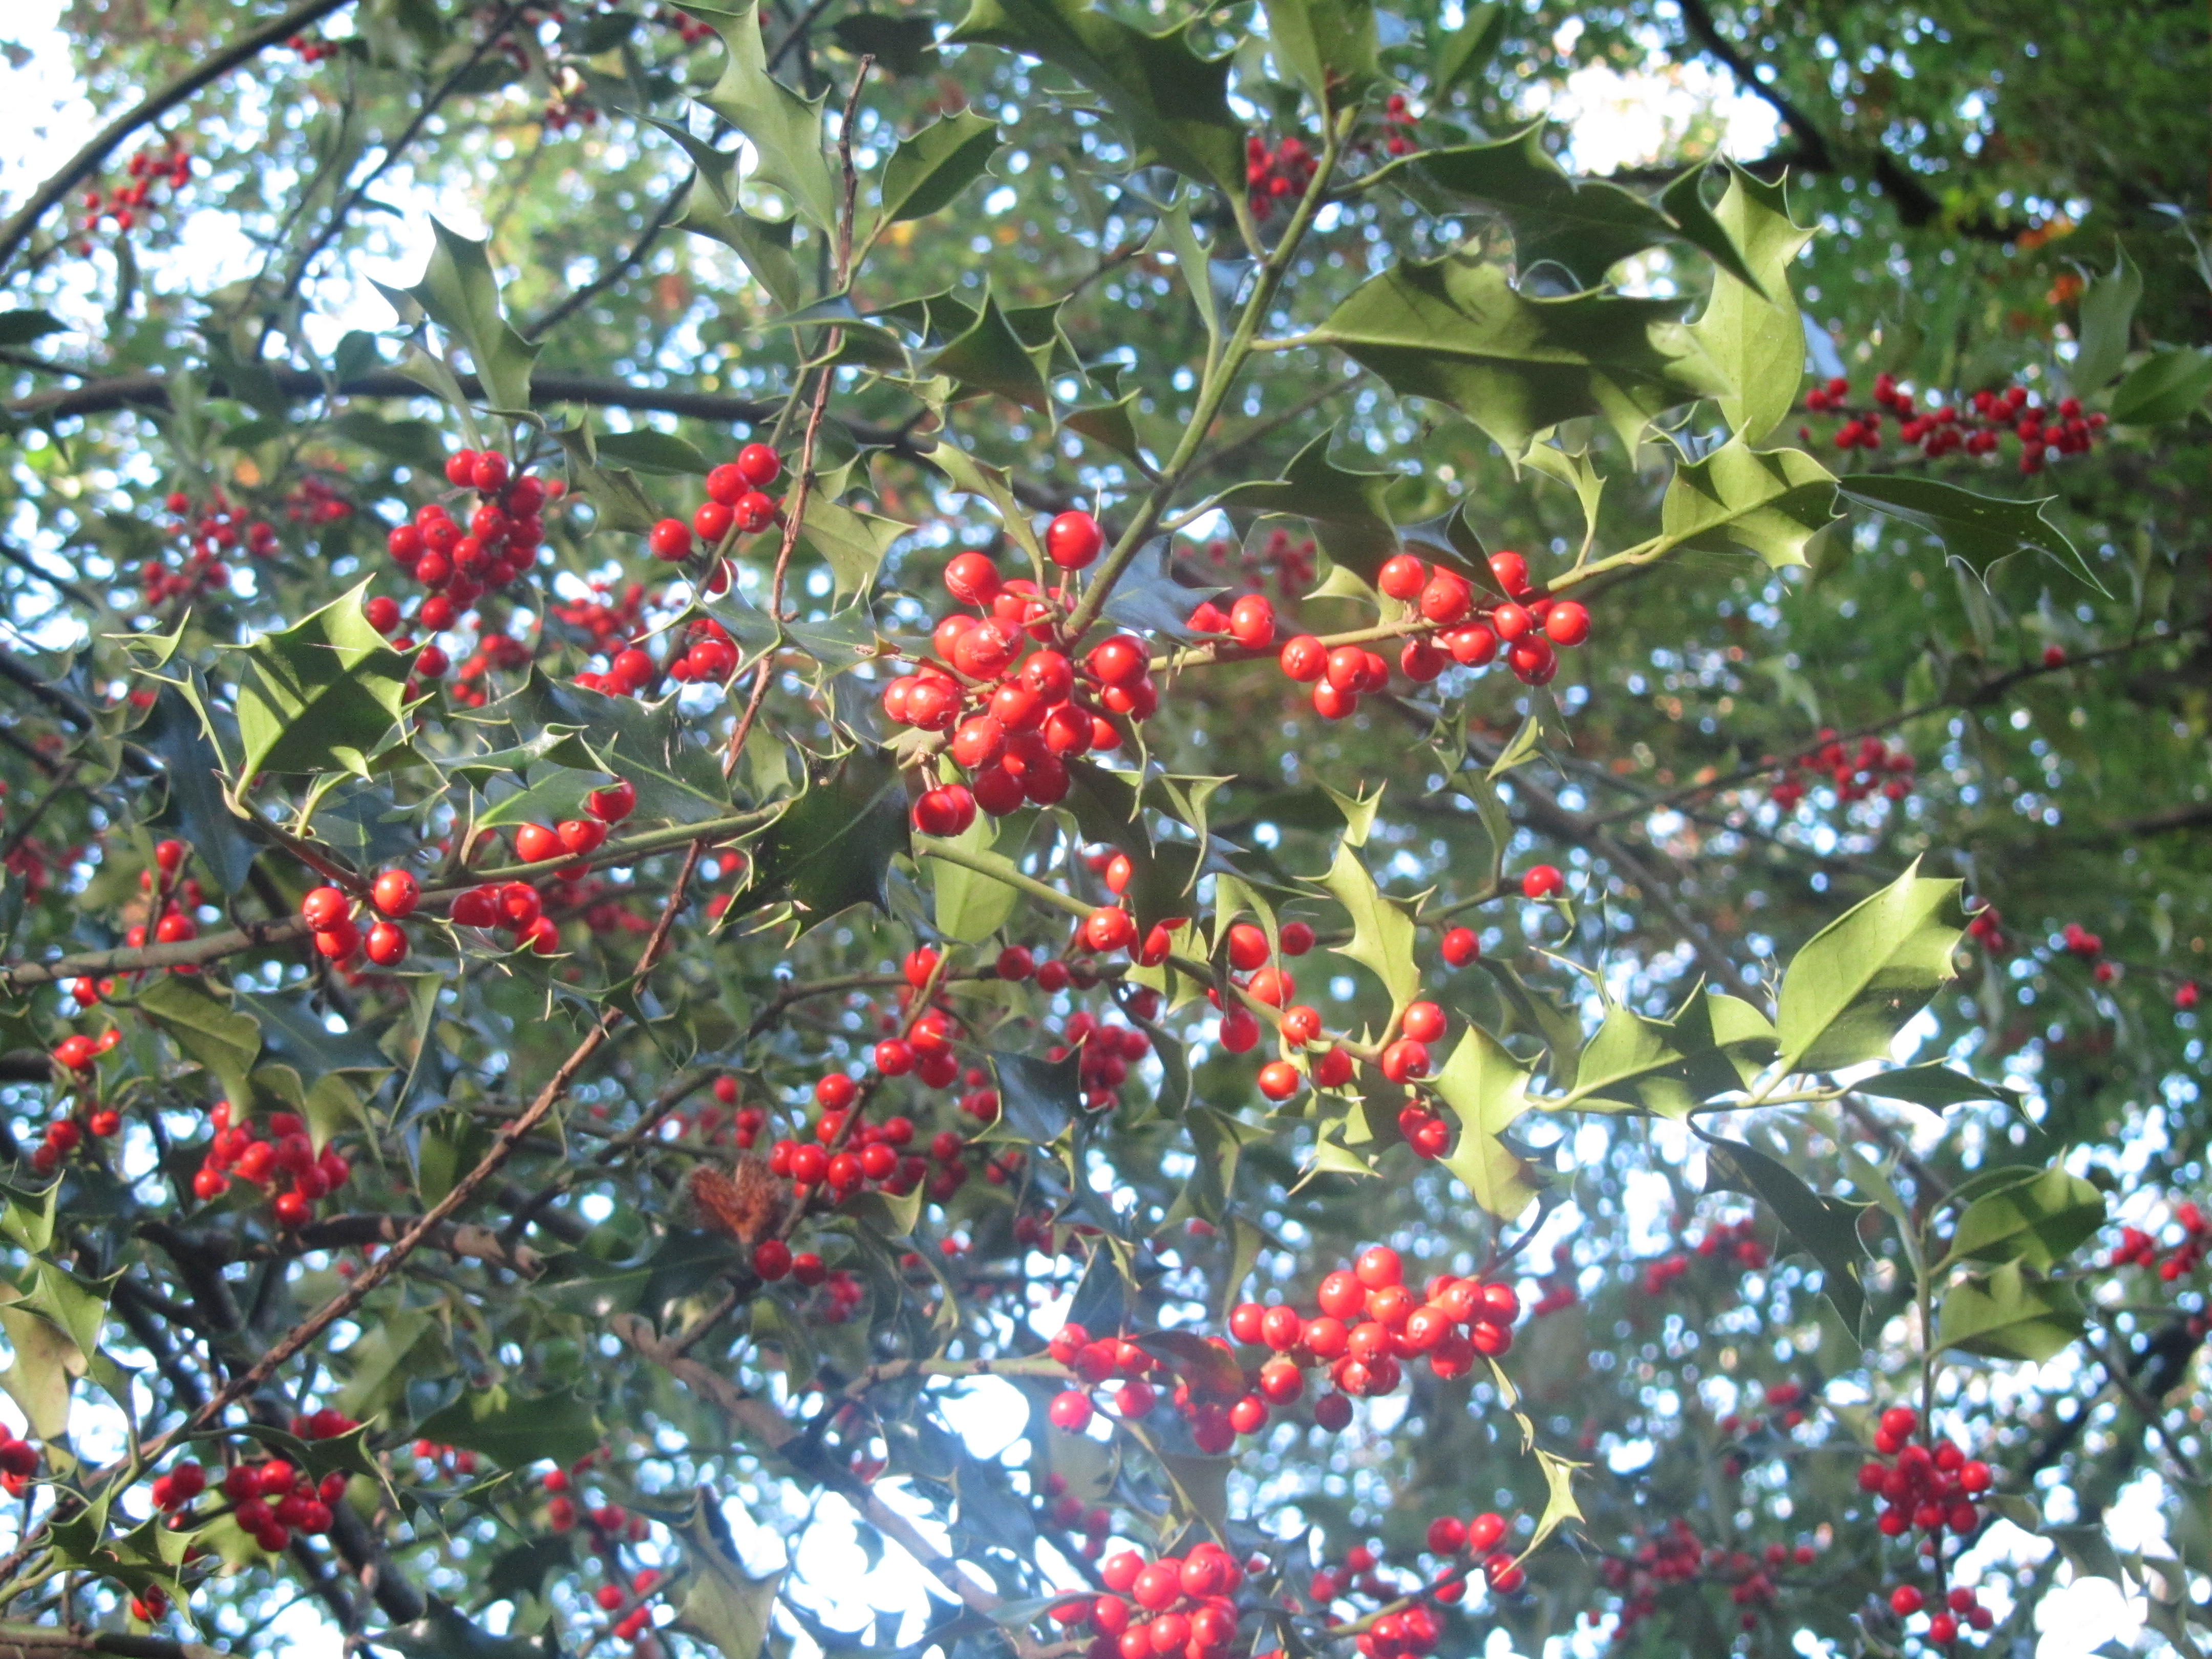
330,411,449,470
2109,345,2212,425
1699,1132,1868,1333
833,11,941,75
139,975,263,1108
881,110,1002,223
0,308,66,347
229,582,411,779
2072,244,2141,394
950,0,1244,196
592,429,711,476
375,1597,561,1658
1415,125,1681,289
1216,432,1402,582
1839,474,2104,593
1687,166,1811,444
675,1490,784,1659
1942,1167,2105,1272
139,685,257,895
1313,247,1730,457
1936,1262,2082,1364
1260,0,1378,107
1853,1063,2022,1112
1774,859,1965,1074
1431,2,1502,98
1661,439,1838,570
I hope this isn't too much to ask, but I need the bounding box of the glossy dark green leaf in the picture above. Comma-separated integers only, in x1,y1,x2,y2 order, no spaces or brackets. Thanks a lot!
1839,474,2106,592
230,583,412,779
832,11,942,75
1431,1,1502,98
1699,1132,1869,1334
988,1048,1083,1142
592,428,711,476
330,411,449,470
0,308,66,347
1312,247,1731,456
396,219,541,414
1414,125,1678,289
1215,432,1402,582
880,110,1002,223
686,2,840,232
1565,988,1776,1116
751,750,909,923
138,685,257,895
138,975,263,1109
1775,860,1966,1074
2072,244,2141,394
374,1596,563,1658
1260,0,1379,107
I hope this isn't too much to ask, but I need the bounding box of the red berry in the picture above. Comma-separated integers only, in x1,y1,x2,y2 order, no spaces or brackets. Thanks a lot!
647,518,693,561
370,869,418,918
1279,635,1327,682
1257,1060,1302,1100
1088,635,1147,688
944,551,1001,605
364,921,407,967
586,779,635,822
1400,1001,1445,1043
1519,865,1564,901
1048,1390,1094,1432
1047,511,1103,570
1543,600,1590,646
754,1239,792,1280
1380,1038,1429,1082
300,886,351,930
1377,554,1428,600
1440,926,1479,967
1355,1246,1402,1289
1227,594,1275,649
736,443,781,486
1488,550,1532,597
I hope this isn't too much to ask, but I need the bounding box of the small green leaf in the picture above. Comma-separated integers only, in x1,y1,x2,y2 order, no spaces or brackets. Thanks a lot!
2109,346,2212,426
880,110,1002,224
397,219,541,414
1838,474,2105,593
674,1491,784,1659
375,1597,562,1659
1943,1167,2105,1272
1662,439,1838,571
139,686,257,896
1414,124,1678,289
139,975,263,1109
2072,244,2141,394
1431,1024,1538,1219
592,429,711,476
1565,987,1776,1116
1936,1262,2082,1364
930,287,1053,413
832,11,942,75
1699,1133,1869,1334
949,0,1244,197
1259,0,1379,108
923,810,1029,943
1314,839,1419,1011
230,582,412,779
1774,860,1966,1074
800,495,907,598
687,2,841,232
1686,166,1812,444
415,1384,603,1469
987,1049,1083,1143
750,751,909,924
1312,247,1730,457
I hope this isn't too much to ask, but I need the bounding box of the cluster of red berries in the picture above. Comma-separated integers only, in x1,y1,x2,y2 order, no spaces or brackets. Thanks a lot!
654,6,719,46
381,449,562,683
1716,1378,1807,1439
1047,1539,1252,1659
539,1453,650,1542
2060,922,2120,986
1275,550,1589,721
1965,904,2008,957
138,486,274,609
594,1568,664,1646
2110,1201,2208,1280
1198,525,1316,600
1033,1471,1114,1556
1377,92,1421,157
644,442,784,569
575,614,739,696
215,1453,350,1554
1885,1581,1994,1646
1768,731,1915,811
287,32,340,62
1309,1524,1523,1637
299,864,421,968
189,1102,353,1228
408,1438,481,1478
1595,1521,1820,1640
76,136,190,249
1801,374,2104,475
554,578,649,658
1246,134,1317,217
1047,1005,1155,1112
1857,1407,1992,1543
25,1074,123,1174
1044,1322,1257,1449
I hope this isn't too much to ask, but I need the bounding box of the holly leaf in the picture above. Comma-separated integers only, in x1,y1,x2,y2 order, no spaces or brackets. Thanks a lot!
139,685,257,896
1699,1132,1869,1334
1774,859,1966,1075
1431,1024,1538,1219
949,0,1244,197
1853,1063,2023,1113
1313,839,1419,1012
1686,166,1811,444
414,1384,604,1469
1936,1263,2082,1364
1563,988,1776,1116
395,219,540,414
750,751,910,924
1415,124,1678,289
1431,1,1503,98
833,11,941,75
230,582,411,779
880,110,1002,224
2108,345,2212,426
686,2,840,232
1099,538,1223,644
592,429,710,476
1838,474,2105,593
374,1597,562,1659
1214,431,1403,583
139,975,263,1109
1259,0,1379,108
675,1490,785,1659
2072,243,2141,395
930,287,1053,412
0,307,66,347
1942,1167,2105,1273
801,496,908,598
1311,246,1731,457
988,1048,1083,1143
1661,439,1838,571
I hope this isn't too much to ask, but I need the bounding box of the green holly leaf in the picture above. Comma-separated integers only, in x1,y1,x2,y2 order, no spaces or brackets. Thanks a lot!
949,0,1245,197
1215,431,1403,583
1775,859,1966,1075
922,810,1030,943
139,975,263,1109
686,2,840,232
930,287,1054,412
1431,1,1503,99
1838,473,2104,593
1414,125,1679,289
1563,988,1776,1116
1936,1262,2082,1364
139,685,257,896
393,219,541,415
230,582,411,779
653,116,813,315
750,750,910,925
1431,1024,1538,1219
591,429,711,476
1686,166,1811,445
1311,247,1731,457
1942,1167,2106,1272
832,11,941,75
1853,1063,2023,1112
1313,839,1419,1012
880,110,1003,224
988,1048,1083,1143
675,1491,785,1659
1699,1132,1870,1334
1661,439,1839,570
1259,0,1379,108
801,495,908,599
415,1384,604,1469
375,1597,563,1658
